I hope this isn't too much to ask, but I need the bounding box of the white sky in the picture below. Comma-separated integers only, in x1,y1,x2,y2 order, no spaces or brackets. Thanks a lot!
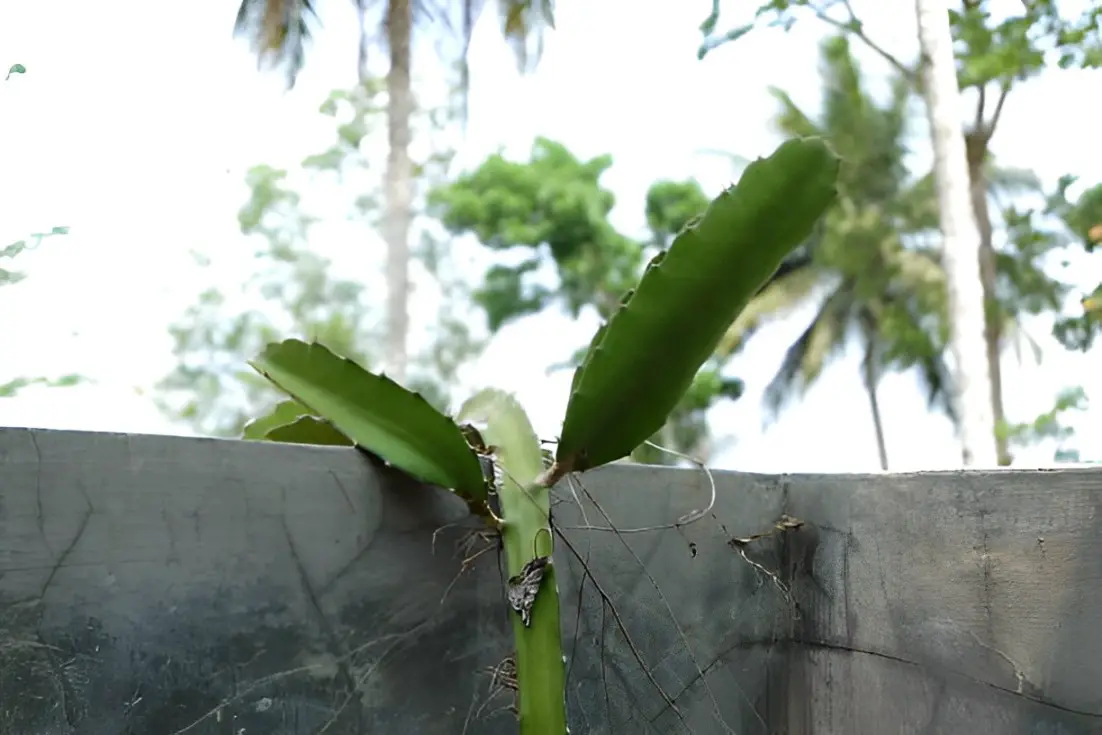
0,0,1098,472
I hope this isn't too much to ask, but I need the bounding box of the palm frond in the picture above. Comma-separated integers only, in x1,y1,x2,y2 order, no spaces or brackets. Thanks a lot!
1004,314,1044,366
356,0,369,82
791,35,914,204
234,0,319,88
497,0,554,74
761,246,815,293
895,172,939,233
903,161,1042,235
894,247,944,290
455,0,486,125
986,163,1041,194
914,346,957,426
871,286,955,426
881,72,915,151
820,35,871,150
767,87,824,140
762,286,853,420
445,0,552,126
716,259,826,358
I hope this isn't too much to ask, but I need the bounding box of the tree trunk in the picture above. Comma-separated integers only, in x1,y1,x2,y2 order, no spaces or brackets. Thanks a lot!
964,133,1013,466
383,0,414,382
861,341,889,472
914,0,998,467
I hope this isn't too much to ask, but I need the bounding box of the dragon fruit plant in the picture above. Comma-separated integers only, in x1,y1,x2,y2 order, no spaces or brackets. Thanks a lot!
244,137,839,734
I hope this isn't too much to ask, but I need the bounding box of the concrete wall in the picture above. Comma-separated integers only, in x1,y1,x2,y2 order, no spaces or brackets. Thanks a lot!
1,428,1100,734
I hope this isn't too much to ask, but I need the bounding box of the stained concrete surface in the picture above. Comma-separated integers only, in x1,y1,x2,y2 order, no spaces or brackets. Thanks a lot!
2,428,1101,734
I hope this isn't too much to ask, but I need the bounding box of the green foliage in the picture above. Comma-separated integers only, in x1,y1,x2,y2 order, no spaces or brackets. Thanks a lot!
644,180,710,246
995,204,1068,316
630,368,744,465
429,139,757,463
265,416,355,446
457,389,565,735
555,138,839,473
159,84,479,436
698,0,1096,343
713,35,1072,460
949,0,1102,77
429,138,642,324
698,0,1095,367
700,0,1101,80
906,165,1071,369
232,0,318,88
0,374,83,398
251,339,487,504
717,37,955,435
1,226,71,287
305,84,385,177
242,399,311,439
495,0,557,75
1,226,84,398
158,161,373,436
5,63,25,80
946,0,1102,86
997,386,1087,449
1085,291,1102,316
1050,178,1102,351
1053,178,1102,252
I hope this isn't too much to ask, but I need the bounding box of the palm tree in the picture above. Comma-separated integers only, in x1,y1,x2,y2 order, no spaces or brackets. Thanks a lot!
722,211,952,472
711,35,954,471
232,0,555,382
700,0,1073,467
719,33,1052,469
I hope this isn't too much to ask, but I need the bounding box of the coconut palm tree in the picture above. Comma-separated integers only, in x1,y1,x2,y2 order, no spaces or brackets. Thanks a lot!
699,0,1076,467
711,35,951,470
232,0,555,382
721,205,952,471
719,33,1055,469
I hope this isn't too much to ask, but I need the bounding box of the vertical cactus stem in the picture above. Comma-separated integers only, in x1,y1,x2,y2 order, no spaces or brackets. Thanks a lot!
456,390,568,734
499,480,567,734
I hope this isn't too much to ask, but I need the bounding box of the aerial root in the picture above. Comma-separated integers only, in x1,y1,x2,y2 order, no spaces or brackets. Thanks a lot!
440,526,501,605
728,513,804,547
726,514,805,601
473,655,518,721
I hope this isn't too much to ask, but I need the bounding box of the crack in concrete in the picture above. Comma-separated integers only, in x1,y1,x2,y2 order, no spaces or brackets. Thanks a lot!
37,504,91,603
281,515,363,733
654,635,1102,721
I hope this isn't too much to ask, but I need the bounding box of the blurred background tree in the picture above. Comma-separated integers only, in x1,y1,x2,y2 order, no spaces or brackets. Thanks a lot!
158,83,481,436
2,67,83,398
232,0,557,383
1,227,84,398
150,3,1099,465
699,0,1097,465
1052,179,1102,352
711,35,950,470
427,138,744,464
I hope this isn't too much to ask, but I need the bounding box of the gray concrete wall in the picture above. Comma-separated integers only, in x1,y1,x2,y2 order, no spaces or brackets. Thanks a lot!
1,428,1100,734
